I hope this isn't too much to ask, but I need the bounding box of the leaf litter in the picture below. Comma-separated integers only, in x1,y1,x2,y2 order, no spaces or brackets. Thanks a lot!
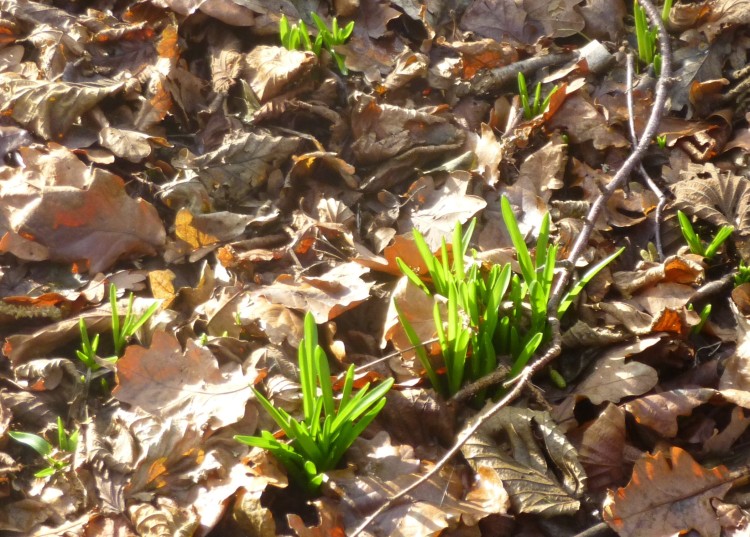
3,0,750,535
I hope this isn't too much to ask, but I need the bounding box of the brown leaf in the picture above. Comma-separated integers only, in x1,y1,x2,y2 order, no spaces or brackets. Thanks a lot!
576,337,660,404
129,497,199,537
400,173,487,250
578,0,627,40
113,331,254,429
243,46,317,102
671,163,750,259
173,131,301,206
1,170,166,273
568,403,626,492
258,262,373,323
461,407,586,516
471,123,504,186
547,93,629,149
719,302,750,391
624,388,716,438
0,77,124,139
603,446,733,537
459,0,528,45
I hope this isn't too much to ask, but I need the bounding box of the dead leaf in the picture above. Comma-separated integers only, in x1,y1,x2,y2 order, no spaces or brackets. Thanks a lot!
258,262,373,323
400,173,487,250
603,446,733,537
462,406,586,517
113,331,254,430
568,403,627,492
243,46,317,102
671,163,750,259
547,92,630,149
0,76,124,139
576,337,660,404
0,170,166,273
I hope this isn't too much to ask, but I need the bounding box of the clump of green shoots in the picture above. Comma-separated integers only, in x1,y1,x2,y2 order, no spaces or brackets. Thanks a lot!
279,13,354,74
677,210,733,260
9,417,78,478
396,197,623,402
517,72,559,120
76,284,159,384
235,312,393,493
634,0,672,74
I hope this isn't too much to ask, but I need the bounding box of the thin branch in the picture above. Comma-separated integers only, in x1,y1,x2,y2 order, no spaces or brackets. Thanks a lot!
350,1,671,534
549,0,672,313
625,52,668,261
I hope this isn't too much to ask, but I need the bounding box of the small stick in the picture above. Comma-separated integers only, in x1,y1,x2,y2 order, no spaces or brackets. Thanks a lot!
549,0,672,311
625,52,668,261
470,52,577,95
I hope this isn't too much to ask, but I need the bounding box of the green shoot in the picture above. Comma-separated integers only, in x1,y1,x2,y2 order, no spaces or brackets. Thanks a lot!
279,13,354,75
9,417,78,478
656,134,667,148
735,261,750,287
75,284,159,383
677,210,733,260
395,198,622,401
235,312,393,493
517,72,559,120
634,0,672,74
691,303,712,335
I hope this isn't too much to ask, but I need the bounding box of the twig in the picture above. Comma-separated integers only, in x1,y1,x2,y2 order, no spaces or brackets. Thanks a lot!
470,52,576,95
349,2,671,534
625,52,668,261
549,0,672,312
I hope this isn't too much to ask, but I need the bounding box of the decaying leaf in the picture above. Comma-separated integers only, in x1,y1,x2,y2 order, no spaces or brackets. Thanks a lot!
113,331,254,430
461,407,586,516
576,337,660,404
672,163,750,259
0,170,166,273
604,446,733,537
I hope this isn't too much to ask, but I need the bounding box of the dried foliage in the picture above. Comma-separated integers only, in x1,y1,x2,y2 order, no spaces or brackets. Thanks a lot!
3,0,750,535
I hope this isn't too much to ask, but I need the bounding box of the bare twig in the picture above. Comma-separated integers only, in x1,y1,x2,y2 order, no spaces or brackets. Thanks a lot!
625,52,668,261
470,52,576,95
350,2,671,535
549,0,672,312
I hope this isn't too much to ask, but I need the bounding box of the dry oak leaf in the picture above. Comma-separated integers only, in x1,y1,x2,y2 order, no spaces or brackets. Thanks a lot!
603,446,734,537
113,331,253,430
671,163,750,259
0,171,165,273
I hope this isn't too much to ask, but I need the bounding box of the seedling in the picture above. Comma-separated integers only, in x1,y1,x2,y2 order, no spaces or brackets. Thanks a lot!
735,261,750,287
690,303,712,335
517,72,559,120
677,210,733,260
396,197,623,400
9,417,78,478
235,312,393,493
656,134,667,148
76,284,159,376
634,0,672,74
279,13,354,74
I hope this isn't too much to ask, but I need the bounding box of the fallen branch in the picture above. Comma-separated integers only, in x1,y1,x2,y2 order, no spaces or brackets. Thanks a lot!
350,1,671,534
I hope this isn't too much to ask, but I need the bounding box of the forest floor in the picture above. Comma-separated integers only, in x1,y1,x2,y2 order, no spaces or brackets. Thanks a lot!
2,0,750,536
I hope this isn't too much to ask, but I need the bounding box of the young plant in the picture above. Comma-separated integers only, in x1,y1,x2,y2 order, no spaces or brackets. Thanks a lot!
9,417,78,478
656,134,667,148
677,210,733,260
634,0,672,74
735,261,750,287
690,303,712,335
396,197,623,400
76,284,159,373
235,312,393,493
517,72,559,120
279,13,354,75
